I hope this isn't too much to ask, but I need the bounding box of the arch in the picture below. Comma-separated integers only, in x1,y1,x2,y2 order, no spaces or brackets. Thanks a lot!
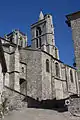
22,67,24,73
55,62,59,77
19,78,26,95
46,59,49,72
70,69,73,82
36,27,42,36
36,27,42,48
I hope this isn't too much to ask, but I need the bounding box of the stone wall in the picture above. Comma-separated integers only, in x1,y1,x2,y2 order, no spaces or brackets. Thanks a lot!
1,45,79,110
70,17,80,90
41,52,52,100
4,86,27,111
66,66,78,95
20,49,42,101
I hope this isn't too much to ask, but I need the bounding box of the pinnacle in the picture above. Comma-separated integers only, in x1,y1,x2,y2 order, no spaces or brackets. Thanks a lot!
39,11,44,20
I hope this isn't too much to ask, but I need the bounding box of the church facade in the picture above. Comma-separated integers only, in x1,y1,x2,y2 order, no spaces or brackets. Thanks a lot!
0,11,79,110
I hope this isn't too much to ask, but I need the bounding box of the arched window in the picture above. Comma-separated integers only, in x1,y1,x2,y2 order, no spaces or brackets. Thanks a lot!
46,59,49,72
36,27,42,36
19,79,26,94
36,27,42,48
55,62,59,77
70,70,73,82
37,27,42,35
22,67,24,73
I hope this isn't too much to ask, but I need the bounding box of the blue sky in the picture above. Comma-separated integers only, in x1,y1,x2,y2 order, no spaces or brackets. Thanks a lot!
0,0,80,66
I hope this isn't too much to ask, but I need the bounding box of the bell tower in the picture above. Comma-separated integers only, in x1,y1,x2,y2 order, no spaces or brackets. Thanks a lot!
5,29,27,48
31,11,59,59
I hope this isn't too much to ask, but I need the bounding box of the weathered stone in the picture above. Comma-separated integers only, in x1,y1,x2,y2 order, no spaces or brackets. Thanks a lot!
0,11,79,113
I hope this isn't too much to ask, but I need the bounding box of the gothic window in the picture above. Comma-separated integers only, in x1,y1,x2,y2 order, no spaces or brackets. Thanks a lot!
36,27,42,36
38,27,42,35
70,70,73,82
22,67,24,73
46,59,49,72
36,27,42,48
39,28,41,35
55,62,59,77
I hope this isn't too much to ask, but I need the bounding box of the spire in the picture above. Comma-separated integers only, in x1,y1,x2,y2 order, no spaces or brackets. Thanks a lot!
39,11,44,20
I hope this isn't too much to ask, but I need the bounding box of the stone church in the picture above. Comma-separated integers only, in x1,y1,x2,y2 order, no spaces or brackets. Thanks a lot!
0,11,80,110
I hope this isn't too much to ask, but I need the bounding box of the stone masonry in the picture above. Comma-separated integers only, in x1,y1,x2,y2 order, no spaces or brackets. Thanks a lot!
0,11,79,113
66,10,80,115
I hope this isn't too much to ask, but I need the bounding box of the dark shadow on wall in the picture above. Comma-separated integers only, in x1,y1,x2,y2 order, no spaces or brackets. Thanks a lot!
4,85,68,112
4,86,79,113
23,96,68,112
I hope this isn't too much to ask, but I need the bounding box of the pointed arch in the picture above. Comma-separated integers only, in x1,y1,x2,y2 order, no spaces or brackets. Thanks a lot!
36,27,42,38
55,62,59,77
36,27,42,48
46,59,49,72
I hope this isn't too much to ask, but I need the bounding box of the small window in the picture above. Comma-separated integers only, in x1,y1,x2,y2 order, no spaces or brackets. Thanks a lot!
46,59,49,72
55,62,59,77
38,27,42,35
70,70,73,82
19,79,26,95
22,67,24,73
19,79,25,85
36,27,42,36
36,27,42,49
